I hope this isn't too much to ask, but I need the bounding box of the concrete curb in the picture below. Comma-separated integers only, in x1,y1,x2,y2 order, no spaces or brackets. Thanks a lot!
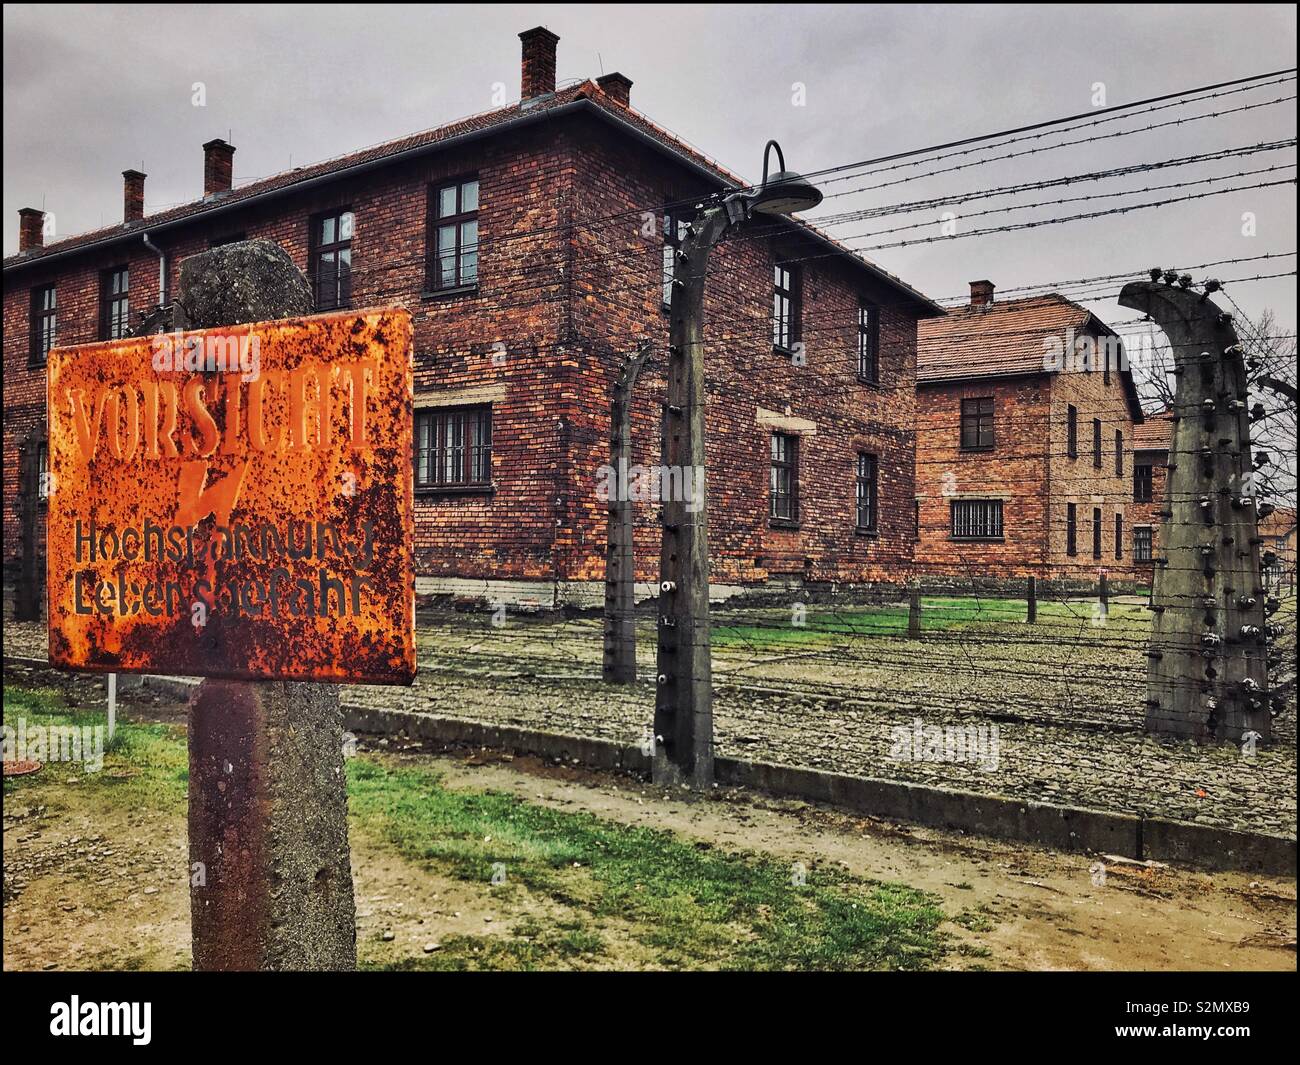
342,704,1296,877
6,657,1293,876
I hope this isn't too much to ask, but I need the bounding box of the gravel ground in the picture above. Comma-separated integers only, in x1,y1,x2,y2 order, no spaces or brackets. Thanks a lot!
5,595,1295,838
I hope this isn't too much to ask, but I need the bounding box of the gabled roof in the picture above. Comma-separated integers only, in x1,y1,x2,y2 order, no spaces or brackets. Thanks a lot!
917,292,1143,420
3,80,941,315
1259,506,1297,540
1132,410,1174,452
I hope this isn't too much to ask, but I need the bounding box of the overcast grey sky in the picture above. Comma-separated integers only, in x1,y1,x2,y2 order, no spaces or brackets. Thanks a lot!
5,4,1297,341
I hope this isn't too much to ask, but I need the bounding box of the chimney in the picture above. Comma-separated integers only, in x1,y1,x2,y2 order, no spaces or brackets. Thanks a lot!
18,207,44,253
123,169,146,223
203,138,235,197
596,72,633,107
519,26,559,100
969,279,995,310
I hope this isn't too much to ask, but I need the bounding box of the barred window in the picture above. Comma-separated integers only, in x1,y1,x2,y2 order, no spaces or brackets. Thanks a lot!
1067,404,1078,458
429,178,479,291
1067,502,1078,556
415,405,492,489
856,452,878,532
1114,430,1124,476
1133,526,1153,561
1134,463,1153,502
30,284,56,366
950,498,1003,540
100,266,129,340
960,397,995,450
1114,513,1124,560
311,209,353,310
857,300,879,383
1092,506,1103,559
772,264,799,351
1092,418,1102,468
770,433,798,522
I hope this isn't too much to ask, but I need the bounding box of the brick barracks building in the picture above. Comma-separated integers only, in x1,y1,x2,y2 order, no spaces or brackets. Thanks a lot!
1130,410,1174,578
3,27,943,607
914,281,1149,584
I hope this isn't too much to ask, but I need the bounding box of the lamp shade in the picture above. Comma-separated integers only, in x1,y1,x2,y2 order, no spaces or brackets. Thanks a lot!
751,170,823,215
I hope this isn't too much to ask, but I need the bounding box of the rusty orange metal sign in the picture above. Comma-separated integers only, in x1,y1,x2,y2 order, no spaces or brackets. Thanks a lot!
46,308,416,684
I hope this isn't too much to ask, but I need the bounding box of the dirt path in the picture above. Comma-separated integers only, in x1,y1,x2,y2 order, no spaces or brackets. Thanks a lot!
409,747,1297,971
6,730,1293,970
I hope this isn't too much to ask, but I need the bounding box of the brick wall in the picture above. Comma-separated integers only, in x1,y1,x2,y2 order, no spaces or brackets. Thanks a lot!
1045,361,1142,580
562,120,921,586
1131,445,1170,574
915,375,1051,576
915,344,1145,580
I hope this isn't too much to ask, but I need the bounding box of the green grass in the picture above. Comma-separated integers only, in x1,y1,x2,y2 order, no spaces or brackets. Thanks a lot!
2,683,187,811
372,917,611,972
4,680,955,971
348,756,949,971
709,595,1136,651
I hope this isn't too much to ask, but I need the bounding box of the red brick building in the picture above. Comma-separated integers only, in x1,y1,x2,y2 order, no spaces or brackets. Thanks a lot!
1130,410,1173,577
914,281,1147,583
3,27,942,606
1132,412,1293,590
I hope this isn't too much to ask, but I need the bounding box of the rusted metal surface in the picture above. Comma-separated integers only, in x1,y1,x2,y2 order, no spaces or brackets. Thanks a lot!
46,308,415,684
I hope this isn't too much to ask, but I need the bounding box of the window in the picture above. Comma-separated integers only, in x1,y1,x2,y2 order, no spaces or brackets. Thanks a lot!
1092,507,1102,559
1092,418,1102,468
1114,430,1124,476
30,284,56,366
37,439,49,503
311,209,353,310
772,264,800,352
950,498,1003,540
1114,513,1123,560
429,178,479,291
209,232,246,248
100,266,129,340
913,498,921,541
1134,464,1153,502
960,397,995,450
1066,405,1078,458
857,300,879,383
856,453,878,532
414,406,492,489
1134,526,1153,561
1066,502,1078,556
770,433,799,523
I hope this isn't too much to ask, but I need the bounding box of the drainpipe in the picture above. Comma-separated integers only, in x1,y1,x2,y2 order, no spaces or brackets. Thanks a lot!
141,231,167,308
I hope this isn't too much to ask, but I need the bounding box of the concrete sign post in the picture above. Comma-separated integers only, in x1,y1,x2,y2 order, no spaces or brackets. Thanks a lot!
45,240,415,968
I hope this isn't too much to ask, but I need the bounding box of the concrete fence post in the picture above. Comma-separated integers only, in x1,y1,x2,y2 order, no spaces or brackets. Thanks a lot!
1119,278,1272,744
13,423,46,622
603,341,652,684
907,583,922,638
